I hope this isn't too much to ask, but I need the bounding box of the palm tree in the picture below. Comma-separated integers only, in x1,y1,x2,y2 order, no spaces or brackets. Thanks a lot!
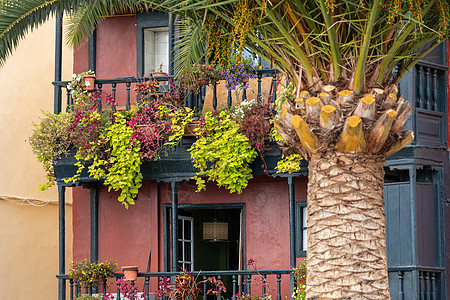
161,1,449,299
1,0,449,299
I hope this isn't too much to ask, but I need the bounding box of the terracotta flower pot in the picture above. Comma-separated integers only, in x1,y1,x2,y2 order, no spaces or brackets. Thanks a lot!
242,77,249,83
152,72,168,85
183,121,200,137
151,72,168,77
122,266,139,281
83,75,96,91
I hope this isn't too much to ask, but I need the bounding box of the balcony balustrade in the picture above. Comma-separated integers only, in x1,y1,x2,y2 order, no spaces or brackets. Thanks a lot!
53,69,280,115
58,269,293,300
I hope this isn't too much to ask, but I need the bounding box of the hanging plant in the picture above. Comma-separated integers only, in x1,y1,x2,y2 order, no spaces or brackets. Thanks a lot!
59,74,193,208
29,111,74,190
189,110,257,193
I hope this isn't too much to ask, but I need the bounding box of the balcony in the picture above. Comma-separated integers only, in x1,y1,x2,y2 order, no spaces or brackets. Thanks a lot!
58,269,294,300
51,68,299,185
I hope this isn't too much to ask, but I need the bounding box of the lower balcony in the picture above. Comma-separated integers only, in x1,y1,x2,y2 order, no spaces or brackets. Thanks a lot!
58,269,294,300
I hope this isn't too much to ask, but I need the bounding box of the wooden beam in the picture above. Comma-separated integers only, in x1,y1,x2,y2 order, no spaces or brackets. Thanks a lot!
292,115,321,154
367,109,397,153
336,116,366,153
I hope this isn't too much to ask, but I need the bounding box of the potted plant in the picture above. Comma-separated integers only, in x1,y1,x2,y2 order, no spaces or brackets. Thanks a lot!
292,261,307,300
152,63,168,77
178,64,224,95
157,269,226,300
121,266,139,281
68,70,96,92
223,56,257,91
52,73,193,209
116,277,147,299
69,259,117,286
29,111,74,190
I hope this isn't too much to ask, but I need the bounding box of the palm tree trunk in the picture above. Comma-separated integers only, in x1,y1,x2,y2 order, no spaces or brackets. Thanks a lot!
306,151,390,299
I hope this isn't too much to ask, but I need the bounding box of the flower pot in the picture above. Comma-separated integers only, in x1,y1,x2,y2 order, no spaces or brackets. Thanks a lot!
122,266,139,281
151,72,168,77
242,77,249,83
152,72,168,85
184,121,200,137
83,75,96,91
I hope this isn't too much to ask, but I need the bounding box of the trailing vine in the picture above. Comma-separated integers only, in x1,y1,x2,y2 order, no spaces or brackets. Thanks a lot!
189,110,257,193
29,111,74,190
275,154,303,174
89,114,143,209
48,75,194,208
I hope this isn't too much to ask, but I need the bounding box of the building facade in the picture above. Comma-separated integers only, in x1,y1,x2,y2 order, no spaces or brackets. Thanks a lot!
52,11,449,300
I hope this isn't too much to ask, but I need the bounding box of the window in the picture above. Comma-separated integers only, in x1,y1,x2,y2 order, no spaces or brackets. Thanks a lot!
178,216,194,271
144,27,169,74
136,11,171,76
296,202,307,257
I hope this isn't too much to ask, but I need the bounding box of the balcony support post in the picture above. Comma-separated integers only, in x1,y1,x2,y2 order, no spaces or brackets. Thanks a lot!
88,30,97,72
58,183,66,300
288,176,296,296
169,13,174,76
171,182,179,271
90,185,99,263
54,13,63,114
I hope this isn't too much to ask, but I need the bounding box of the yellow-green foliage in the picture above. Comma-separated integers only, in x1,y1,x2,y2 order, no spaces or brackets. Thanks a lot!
189,110,257,193
276,154,303,174
69,259,117,286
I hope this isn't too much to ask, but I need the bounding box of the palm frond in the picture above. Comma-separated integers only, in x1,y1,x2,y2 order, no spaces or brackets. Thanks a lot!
65,0,155,47
173,16,206,77
0,0,88,65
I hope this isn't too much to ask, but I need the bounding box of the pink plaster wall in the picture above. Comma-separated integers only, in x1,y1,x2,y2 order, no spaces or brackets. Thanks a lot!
73,16,138,108
73,41,89,74
72,186,91,261
96,16,137,108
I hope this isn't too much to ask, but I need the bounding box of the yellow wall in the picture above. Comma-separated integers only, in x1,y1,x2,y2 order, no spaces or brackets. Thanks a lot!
0,17,74,299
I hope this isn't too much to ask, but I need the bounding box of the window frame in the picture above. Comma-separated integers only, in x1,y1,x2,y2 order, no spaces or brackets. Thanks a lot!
295,201,307,257
136,11,172,77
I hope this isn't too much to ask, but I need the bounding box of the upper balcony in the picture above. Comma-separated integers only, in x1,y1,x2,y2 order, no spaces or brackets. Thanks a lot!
50,57,448,188
50,68,300,188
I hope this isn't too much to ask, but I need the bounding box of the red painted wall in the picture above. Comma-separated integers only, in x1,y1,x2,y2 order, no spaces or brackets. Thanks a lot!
72,186,91,261
96,16,137,79
73,15,137,108
73,40,89,74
